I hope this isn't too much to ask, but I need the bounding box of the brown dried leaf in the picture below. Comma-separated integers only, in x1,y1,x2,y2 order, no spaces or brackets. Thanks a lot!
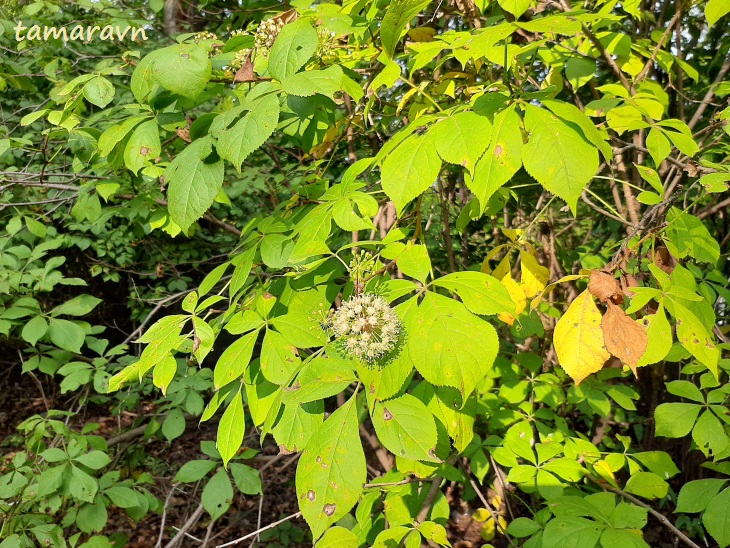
175,127,191,143
233,51,255,83
601,302,648,374
654,245,676,274
588,270,621,303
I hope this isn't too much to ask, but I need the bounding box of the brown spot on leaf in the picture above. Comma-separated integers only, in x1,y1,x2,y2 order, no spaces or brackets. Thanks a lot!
307,490,316,501
494,144,503,157
323,503,336,516
383,408,393,421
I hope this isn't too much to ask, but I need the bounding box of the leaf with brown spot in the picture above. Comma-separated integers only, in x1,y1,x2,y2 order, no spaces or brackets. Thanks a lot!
588,270,621,303
295,394,365,540
654,244,676,274
601,302,648,374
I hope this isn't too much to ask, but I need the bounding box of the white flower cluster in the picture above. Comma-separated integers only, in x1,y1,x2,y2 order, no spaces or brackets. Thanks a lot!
193,31,218,43
331,293,401,362
254,18,286,52
229,49,250,70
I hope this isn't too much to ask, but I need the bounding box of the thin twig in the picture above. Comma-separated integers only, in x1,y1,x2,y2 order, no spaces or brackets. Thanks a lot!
214,512,302,548
164,503,206,548
156,482,181,548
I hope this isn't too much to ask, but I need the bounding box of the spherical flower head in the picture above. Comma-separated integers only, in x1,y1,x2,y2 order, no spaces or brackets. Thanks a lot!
331,293,401,363
254,17,286,53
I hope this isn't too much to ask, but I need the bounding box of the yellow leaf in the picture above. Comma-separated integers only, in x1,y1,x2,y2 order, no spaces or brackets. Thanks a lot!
407,27,436,42
554,290,610,384
520,251,549,298
592,459,617,486
498,272,526,325
492,255,511,281
501,228,523,242
530,274,586,311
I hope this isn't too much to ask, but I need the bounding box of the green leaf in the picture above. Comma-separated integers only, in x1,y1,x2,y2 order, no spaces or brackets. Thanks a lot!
371,393,439,462
104,486,139,508
153,44,212,99
270,312,327,348
665,208,720,264
295,394,366,539
609,502,648,529
273,400,323,453
646,127,671,166
432,271,515,316
408,293,499,399
670,301,719,377
706,0,730,27
217,389,245,467
654,402,701,438
397,243,431,283
269,20,319,81
522,104,599,214
22,315,48,346
565,57,595,89
50,294,102,317
216,93,280,172
174,459,217,483
97,115,149,157
162,408,186,441
623,472,668,499
124,120,160,175
542,516,602,548
166,137,224,231
71,466,98,503
676,479,727,513
281,66,344,100
48,318,86,353
507,517,542,538
260,329,302,384
283,356,357,405
631,451,680,479
380,0,432,58
665,380,704,403
635,306,672,367
599,528,649,548
703,488,730,547
316,526,359,547
131,49,161,103
498,0,531,18
73,451,111,470
230,463,262,495
152,355,178,396
77,500,107,533
214,330,259,389
83,77,115,108
428,112,492,174
692,410,728,458
465,106,523,213
201,468,234,520
381,132,442,215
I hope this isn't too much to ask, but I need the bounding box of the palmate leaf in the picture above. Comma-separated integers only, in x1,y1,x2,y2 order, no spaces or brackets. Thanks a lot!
408,292,499,399
295,393,366,539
